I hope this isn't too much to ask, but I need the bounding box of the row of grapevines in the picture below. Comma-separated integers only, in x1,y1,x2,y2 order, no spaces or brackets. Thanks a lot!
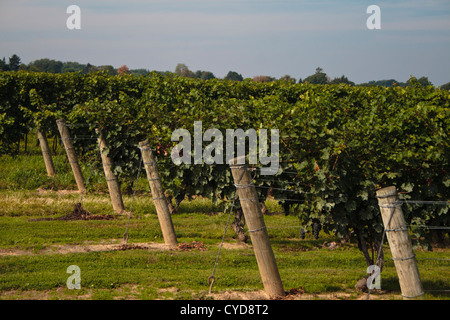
1,71,449,264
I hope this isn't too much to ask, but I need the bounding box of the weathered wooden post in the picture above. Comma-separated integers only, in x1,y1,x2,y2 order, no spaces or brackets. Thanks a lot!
36,128,56,177
139,140,177,247
56,119,85,193
96,128,125,214
376,186,424,300
229,157,285,299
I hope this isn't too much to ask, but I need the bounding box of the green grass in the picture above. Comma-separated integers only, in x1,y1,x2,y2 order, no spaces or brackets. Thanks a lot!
0,150,449,300
0,190,448,300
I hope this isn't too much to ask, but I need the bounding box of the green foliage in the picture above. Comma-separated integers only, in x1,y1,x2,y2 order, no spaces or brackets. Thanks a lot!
224,71,243,81
0,71,448,263
304,72,328,84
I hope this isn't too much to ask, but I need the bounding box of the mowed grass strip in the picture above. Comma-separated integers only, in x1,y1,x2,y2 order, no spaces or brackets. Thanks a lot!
0,189,449,299
1,240,448,300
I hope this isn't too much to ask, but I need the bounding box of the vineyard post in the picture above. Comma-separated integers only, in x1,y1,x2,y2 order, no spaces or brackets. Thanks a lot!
376,186,424,300
139,139,177,247
96,128,125,214
36,128,56,177
229,157,285,299
56,119,85,193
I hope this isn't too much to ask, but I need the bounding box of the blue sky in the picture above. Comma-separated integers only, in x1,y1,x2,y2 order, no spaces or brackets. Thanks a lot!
1,0,449,85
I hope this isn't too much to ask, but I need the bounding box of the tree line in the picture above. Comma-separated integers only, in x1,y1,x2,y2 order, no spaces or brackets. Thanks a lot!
1,54,449,90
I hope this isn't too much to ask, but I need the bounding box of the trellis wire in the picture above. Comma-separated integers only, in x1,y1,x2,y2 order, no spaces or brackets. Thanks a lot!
122,149,144,243
208,166,254,294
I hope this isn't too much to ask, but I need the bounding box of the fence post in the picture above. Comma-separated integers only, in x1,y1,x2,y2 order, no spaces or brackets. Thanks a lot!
376,186,424,300
36,128,56,177
56,119,85,193
96,128,125,214
139,140,177,247
229,157,285,299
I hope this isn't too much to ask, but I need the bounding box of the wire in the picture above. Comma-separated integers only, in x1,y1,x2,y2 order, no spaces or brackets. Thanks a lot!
208,165,248,294
123,152,143,243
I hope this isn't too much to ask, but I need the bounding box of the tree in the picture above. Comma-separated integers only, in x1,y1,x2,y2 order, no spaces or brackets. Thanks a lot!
304,72,328,84
0,57,8,71
98,65,116,76
279,75,296,83
358,79,405,87
83,63,101,74
330,75,355,86
224,71,243,81
0,54,22,71
129,68,149,76
406,76,433,87
8,54,21,71
440,82,450,91
195,70,215,80
61,61,86,73
303,67,329,84
253,75,275,83
117,65,130,76
26,58,63,73
174,63,195,78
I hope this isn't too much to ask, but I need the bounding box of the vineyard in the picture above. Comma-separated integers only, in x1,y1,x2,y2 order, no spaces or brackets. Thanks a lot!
0,71,449,300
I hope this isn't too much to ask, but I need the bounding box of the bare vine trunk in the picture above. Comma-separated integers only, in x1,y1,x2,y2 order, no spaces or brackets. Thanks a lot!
231,209,248,243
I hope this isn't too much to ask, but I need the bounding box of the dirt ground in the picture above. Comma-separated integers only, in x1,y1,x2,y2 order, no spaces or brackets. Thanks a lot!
0,286,391,300
0,241,177,256
0,239,252,256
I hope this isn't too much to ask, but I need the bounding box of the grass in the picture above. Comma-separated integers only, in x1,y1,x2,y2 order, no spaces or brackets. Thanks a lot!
0,148,449,300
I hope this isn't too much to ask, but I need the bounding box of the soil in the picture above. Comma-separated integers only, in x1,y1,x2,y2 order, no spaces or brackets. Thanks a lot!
177,241,207,251
30,202,115,221
207,288,391,300
0,241,213,256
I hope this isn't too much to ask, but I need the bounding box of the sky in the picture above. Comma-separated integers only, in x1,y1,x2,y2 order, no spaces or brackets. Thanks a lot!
0,0,449,85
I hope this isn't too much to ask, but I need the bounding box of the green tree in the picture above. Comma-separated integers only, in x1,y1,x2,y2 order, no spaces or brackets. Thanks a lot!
83,63,101,74
195,70,215,80
27,58,63,73
224,71,243,81
406,76,433,87
330,75,355,86
303,67,329,84
0,57,8,71
8,54,21,71
304,72,328,84
62,61,87,73
358,79,404,87
129,68,149,76
440,82,450,90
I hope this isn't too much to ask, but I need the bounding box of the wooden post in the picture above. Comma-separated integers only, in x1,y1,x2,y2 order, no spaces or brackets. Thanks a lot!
96,128,125,214
56,119,85,193
229,157,285,299
139,140,177,247
376,186,424,300
36,128,56,177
